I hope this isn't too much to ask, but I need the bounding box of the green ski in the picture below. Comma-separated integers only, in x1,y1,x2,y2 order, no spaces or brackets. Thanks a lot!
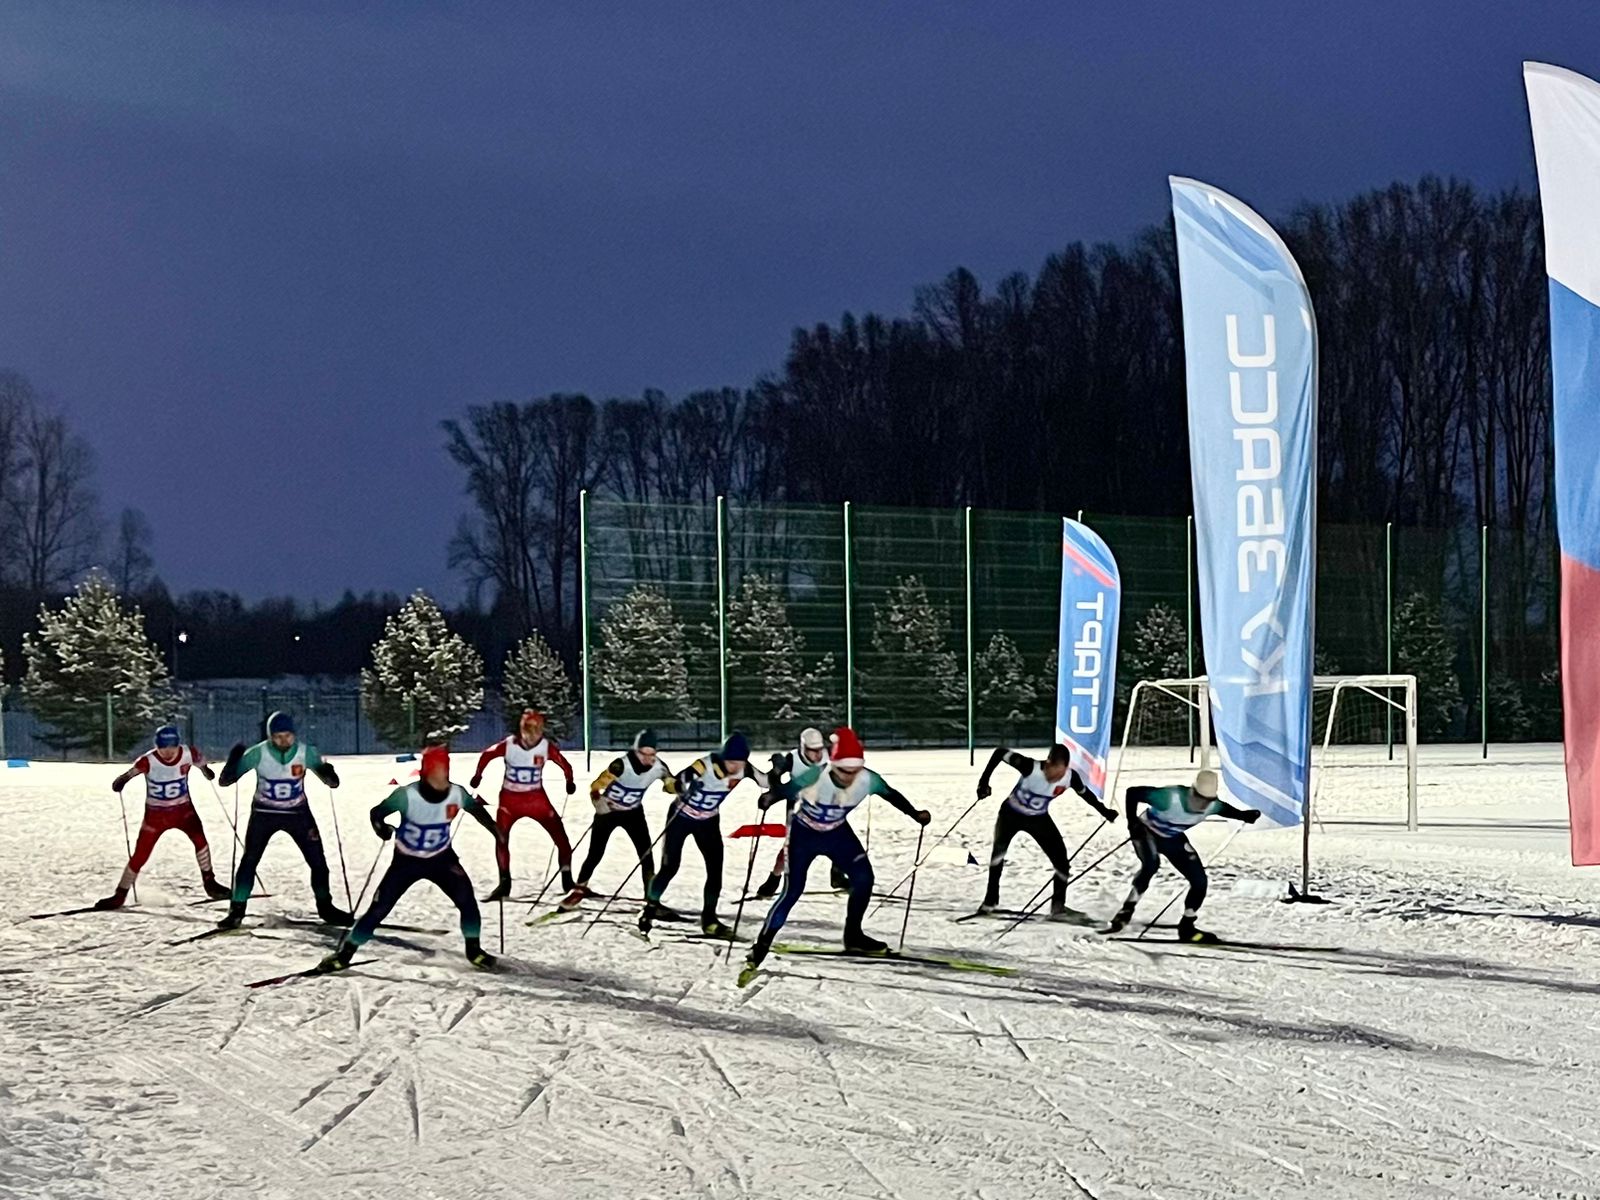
770,942,1016,977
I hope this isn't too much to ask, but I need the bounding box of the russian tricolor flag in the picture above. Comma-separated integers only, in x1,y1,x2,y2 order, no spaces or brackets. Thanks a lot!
1526,63,1600,865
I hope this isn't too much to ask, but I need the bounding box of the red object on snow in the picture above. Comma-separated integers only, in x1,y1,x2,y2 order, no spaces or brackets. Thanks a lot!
730,823,788,839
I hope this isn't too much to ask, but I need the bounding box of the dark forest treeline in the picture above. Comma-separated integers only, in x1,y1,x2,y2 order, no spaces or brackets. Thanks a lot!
453,176,1552,661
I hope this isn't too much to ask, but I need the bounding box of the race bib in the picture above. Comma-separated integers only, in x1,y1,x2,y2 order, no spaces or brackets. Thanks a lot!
398,821,451,854
147,779,188,802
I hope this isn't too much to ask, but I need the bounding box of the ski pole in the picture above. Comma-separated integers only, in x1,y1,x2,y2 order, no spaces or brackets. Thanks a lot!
324,784,354,913
993,821,1109,938
868,795,984,919
582,812,673,938
897,825,927,952
1136,822,1245,940
994,831,1129,942
115,788,139,906
328,837,389,962
723,818,766,961
525,821,594,913
202,775,270,894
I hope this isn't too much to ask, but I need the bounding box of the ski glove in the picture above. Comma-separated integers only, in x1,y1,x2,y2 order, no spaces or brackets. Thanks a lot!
112,775,128,793
1095,802,1118,823
1242,809,1262,824
218,743,247,787
913,809,932,826
566,778,577,795
371,816,394,841
469,773,483,789
976,782,992,800
756,790,778,811
312,762,340,788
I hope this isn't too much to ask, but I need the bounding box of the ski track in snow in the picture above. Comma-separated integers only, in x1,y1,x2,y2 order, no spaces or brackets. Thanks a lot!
4,747,1600,1198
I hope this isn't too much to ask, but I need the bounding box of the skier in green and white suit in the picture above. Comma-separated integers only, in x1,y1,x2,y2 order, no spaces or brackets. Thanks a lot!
1105,768,1260,942
216,711,349,929
319,744,505,973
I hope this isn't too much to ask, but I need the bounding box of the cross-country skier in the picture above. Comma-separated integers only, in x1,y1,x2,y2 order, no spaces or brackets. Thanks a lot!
215,711,351,930
1105,768,1260,942
470,709,577,902
562,728,675,910
316,744,504,974
741,728,930,977
974,743,1117,918
94,725,228,909
753,726,838,900
639,732,768,938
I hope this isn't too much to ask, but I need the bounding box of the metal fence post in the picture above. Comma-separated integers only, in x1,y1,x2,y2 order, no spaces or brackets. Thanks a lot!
1481,524,1489,759
580,487,593,767
843,500,855,729
407,696,417,747
1385,521,1394,760
354,691,362,755
716,495,729,743
105,693,114,760
964,505,974,765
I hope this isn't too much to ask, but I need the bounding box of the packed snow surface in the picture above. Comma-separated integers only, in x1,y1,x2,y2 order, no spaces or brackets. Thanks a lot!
3,745,1598,1199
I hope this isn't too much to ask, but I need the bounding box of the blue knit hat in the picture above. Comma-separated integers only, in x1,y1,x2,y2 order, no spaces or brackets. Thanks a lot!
266,711,295,736
154,725,180,748
720,731,750,762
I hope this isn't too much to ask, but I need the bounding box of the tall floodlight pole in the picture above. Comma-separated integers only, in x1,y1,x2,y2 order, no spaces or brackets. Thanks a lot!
580,489,593,769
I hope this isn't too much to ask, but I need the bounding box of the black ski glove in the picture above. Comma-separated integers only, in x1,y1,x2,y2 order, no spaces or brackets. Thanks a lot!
312,762,340,788
976,782,992,800
1242,809,1262,824
566,778,577,795
371,815,394,840
218,743,247,787
1095,801,1118,823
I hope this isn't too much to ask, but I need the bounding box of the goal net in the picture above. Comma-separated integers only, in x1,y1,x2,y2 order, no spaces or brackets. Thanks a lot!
1112,675,1419,829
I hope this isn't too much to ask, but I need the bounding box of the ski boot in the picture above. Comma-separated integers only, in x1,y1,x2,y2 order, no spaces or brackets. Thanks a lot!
738,931,774,987
700,915,735,940
93,888,129,911
314,944,355,975
465,938,498,970
560,869,577,894
317,898,354,927
755,873,782,899
638,899,660,935
1177,918,1219,944
1101,906,1134,935
842,927,889,956
977,897,999,915
1048,903,1092,924
483,875,513,903
202,873,230,901
557,885,588,912
216,902,246,931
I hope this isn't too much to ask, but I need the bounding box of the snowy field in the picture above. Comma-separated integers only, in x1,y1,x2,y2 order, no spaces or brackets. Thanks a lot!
4,744,1599,1199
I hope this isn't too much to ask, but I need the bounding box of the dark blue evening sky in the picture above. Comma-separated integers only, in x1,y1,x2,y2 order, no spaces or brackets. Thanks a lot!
1,2,1594,603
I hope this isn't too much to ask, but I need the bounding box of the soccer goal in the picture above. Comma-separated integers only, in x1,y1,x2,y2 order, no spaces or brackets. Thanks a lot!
1111,675,1420,830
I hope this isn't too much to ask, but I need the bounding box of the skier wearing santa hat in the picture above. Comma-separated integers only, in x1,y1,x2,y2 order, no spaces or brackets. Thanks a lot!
743,727,929,977
470,709,577,902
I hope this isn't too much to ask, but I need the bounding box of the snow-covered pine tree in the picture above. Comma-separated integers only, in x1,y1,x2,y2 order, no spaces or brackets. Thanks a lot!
975,631,1036,740
593,584,697,729
866,575,964,738
502,629,577,736
22,573,175,755
1393,591,1462,737
721,573,834,736
360,591,484,746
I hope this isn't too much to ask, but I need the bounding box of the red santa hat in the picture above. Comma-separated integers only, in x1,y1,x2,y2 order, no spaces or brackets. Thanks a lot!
829,727,865,769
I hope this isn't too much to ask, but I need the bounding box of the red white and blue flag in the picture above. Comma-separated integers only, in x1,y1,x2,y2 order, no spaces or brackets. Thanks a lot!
1526,63,1600,865
1055,518,1121,798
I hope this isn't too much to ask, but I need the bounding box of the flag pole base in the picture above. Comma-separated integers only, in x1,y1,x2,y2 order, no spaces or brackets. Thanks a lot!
1282,882,1333,905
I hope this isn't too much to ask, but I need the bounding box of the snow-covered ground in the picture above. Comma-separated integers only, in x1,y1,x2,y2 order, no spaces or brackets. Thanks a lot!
4,744,1598,1199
